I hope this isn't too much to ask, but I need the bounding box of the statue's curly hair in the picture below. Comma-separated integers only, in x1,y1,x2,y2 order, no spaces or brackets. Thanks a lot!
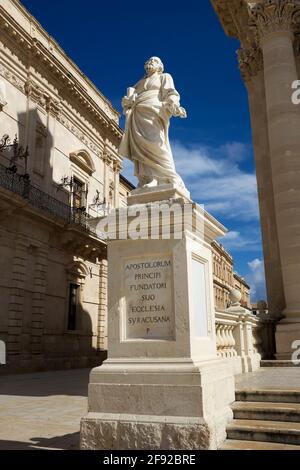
144,57,164,74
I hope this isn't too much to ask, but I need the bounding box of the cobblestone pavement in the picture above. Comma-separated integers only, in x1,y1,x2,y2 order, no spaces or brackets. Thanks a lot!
0,368,90,450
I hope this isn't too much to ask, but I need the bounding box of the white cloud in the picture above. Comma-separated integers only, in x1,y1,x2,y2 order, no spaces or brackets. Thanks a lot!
245,258,267,302
220,142,250,162
121,140,258,224
220,230,262,252
172,140,259,222
120,140,266,301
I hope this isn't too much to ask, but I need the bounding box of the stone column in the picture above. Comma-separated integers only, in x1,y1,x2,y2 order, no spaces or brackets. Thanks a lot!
238,46,285,322
250,0,300,357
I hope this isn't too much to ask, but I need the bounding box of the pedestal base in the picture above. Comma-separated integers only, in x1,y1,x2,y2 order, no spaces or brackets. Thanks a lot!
81,191,234,450
276,319,300,360
128,183,191,206
80,359,234,450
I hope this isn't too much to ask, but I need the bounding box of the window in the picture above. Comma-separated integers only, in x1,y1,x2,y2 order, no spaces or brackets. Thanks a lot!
68,283,80,330
72,177,85,210
72,177,86,223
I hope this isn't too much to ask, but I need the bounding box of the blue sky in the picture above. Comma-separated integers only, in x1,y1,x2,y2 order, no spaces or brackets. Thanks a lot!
21,0,266,301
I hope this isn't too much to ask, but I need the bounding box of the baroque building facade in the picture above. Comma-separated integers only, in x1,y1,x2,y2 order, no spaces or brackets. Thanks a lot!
212,0,300,358
0,0,253,373
0,0,122,372
212,241,251,311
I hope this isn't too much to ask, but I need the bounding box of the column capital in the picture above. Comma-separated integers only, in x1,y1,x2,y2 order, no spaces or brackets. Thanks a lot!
238,46,263,82
113,159,122,173
102,151,113,166
249,0,300,38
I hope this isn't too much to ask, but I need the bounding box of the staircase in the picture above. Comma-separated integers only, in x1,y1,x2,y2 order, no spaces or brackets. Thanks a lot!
220,389,300,450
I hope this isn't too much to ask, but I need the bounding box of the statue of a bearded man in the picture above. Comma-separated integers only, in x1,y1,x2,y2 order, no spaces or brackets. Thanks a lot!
119,57,187,190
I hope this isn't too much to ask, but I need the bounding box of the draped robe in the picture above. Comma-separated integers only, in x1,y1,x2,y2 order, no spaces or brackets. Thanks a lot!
119,72,184,187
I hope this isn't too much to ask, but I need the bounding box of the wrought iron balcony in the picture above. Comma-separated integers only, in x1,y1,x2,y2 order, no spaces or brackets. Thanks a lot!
0,160,95,233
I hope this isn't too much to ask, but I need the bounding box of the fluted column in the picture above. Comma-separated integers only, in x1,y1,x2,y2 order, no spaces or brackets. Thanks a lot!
250,0,300,356
238,45,285,322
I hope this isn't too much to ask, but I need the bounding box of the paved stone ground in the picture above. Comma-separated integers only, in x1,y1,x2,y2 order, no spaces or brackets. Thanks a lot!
235,367,300,391
0,368,90,450
1,366,300,450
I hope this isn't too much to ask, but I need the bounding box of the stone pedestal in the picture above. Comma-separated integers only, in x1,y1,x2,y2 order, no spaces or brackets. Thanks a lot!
81,190,235,450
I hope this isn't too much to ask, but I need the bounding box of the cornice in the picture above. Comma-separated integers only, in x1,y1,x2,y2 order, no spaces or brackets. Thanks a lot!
0,1,122,141
211,0,256,43
211,0,241,38
0,62,24,92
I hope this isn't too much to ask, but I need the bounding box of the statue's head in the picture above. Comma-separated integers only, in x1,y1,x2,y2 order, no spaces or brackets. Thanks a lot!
144,57,164,76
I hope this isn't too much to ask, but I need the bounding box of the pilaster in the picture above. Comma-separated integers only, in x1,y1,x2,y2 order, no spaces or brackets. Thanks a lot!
97,258,108,351
31,246,48,355
7,237,28,356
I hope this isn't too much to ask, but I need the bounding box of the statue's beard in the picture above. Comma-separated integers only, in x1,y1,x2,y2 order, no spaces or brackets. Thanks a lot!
145,66,157,76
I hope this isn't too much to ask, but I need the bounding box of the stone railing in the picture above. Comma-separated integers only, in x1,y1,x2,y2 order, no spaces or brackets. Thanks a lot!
215,308,263,374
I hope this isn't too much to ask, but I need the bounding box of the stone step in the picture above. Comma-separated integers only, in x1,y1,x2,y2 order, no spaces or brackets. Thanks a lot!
236,389,300,403
261,360,300,368
227,419,300,445
220,439,300,450
232,401,300,422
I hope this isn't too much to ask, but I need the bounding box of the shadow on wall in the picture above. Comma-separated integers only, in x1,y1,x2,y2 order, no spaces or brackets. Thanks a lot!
0,108,106,373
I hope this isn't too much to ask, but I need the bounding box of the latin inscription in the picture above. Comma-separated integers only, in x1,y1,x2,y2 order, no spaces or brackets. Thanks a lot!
124,257,174,340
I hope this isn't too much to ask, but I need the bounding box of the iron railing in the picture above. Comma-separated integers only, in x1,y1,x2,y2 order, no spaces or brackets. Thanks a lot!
0,161,92,231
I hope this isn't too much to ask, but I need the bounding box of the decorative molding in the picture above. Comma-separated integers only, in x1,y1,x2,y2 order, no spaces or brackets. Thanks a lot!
211,0,241,39
25,79,46,108
0,63,24,92
24,79,61,118
113,159,123,173
57,113,102,157
66,260,90,280
249,0,300,38
237,46,264,82
69,149,96,176
0,79,7,110
102,151,114,166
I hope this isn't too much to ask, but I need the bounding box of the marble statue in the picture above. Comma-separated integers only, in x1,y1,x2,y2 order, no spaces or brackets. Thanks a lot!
119,57,187,189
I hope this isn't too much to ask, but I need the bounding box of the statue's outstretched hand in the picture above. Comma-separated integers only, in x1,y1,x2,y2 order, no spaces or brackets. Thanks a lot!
178,107,187,119
166,102,187,119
